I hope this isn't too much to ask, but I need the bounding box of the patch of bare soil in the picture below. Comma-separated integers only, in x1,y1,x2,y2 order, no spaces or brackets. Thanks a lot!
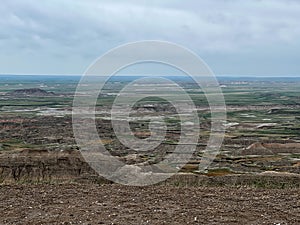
243,142,300,155
0,184,299,225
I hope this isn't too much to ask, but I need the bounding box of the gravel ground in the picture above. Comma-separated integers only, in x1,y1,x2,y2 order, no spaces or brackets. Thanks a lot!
0,184,299,225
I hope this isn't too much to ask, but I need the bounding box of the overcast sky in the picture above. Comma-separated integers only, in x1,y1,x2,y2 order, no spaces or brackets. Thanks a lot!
0,0,300,76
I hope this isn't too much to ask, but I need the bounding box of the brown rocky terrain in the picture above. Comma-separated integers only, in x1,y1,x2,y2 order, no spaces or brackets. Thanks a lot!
0,148,299,189
0,184,299,224
0,149,96,184
0,114,300,183
0,77,299,224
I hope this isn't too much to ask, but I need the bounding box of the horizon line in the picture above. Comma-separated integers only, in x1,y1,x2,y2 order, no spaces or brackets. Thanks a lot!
1,73,300,78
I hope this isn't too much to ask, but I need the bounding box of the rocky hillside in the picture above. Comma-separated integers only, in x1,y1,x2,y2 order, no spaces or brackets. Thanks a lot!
9,88,55,97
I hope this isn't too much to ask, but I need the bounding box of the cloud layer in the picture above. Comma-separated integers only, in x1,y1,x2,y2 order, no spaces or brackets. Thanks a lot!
0,0,300,75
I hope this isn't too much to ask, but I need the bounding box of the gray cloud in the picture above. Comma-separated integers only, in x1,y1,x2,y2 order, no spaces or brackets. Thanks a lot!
0,0,299,75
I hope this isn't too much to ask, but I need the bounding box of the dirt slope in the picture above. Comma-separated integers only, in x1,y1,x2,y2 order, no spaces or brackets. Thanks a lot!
0,184,299,225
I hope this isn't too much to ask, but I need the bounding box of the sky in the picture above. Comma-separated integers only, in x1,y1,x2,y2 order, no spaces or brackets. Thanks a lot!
0,0,300,76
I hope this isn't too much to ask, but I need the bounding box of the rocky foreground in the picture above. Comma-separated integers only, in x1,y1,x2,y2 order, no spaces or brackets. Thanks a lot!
0,184,299,224
0,148,299,224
